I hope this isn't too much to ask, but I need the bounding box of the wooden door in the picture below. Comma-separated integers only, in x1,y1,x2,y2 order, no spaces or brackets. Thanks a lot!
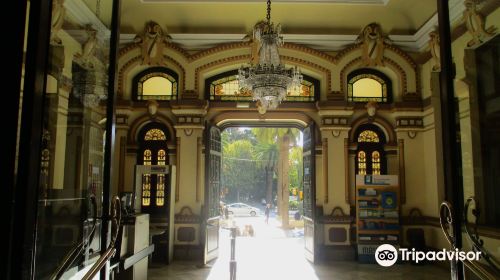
303,123,317,263
203,125,222,263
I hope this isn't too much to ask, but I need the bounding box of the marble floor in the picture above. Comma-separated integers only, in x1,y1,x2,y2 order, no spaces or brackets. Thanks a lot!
148,216,451,280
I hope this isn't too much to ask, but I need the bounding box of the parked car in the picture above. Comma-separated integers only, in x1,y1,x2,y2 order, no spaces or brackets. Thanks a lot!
226,203,260,216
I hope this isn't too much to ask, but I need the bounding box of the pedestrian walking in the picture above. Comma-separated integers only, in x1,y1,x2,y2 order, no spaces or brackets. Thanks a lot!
265,204,271,224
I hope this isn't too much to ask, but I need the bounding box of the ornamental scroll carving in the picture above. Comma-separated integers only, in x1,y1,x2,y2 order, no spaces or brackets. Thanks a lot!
134,21,171,65
463,0,497,47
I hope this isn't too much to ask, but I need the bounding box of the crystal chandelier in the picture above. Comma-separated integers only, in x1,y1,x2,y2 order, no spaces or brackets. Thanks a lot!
238,0,302,113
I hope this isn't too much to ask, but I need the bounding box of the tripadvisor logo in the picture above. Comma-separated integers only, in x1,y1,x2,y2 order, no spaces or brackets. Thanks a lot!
375,244,398,267
375,244,482,267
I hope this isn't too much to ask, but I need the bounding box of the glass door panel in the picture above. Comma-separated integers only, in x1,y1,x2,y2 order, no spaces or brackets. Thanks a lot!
34,0,115,278
442,0,500,278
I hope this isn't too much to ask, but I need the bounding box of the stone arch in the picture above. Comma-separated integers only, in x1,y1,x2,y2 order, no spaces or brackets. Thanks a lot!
117,53,186,99
350,115,396,145
128,114,176,147
334,44,418,102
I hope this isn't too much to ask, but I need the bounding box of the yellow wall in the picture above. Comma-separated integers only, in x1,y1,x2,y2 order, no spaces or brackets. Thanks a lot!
112,8,500,258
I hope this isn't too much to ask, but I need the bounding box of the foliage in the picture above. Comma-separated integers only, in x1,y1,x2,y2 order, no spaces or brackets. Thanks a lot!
222,139,258,202
221,128,303,207
288,146,303,192
289,200,300,210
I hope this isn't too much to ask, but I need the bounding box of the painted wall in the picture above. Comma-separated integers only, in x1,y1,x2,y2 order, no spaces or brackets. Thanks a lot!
112,8,500,260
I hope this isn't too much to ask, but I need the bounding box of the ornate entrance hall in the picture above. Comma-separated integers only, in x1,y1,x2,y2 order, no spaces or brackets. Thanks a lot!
7,0,500,279
149,216,449,280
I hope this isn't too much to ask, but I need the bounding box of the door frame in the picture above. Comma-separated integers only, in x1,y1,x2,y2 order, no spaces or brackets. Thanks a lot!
7,0,121,278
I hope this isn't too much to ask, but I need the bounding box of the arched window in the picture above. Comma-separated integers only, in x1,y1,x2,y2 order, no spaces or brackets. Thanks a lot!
205,69,319,102
347,69,391,103
138,123,169,213
133,67,178,101
355,124,386,175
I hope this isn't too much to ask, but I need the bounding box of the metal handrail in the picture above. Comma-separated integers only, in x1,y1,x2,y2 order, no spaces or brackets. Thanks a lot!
440,199,500,280
50,195,98,280
463,197,500,278
82,196,122,280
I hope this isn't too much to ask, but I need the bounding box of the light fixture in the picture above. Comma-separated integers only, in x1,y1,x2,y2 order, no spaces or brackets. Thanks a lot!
238,0,302,114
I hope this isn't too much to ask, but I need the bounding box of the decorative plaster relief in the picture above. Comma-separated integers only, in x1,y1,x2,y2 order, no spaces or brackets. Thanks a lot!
428,30,441,72
356,23,391,67
184,129,193,136
134,21,171,65
177,116,204,125
51,0,65,45
322,116,350,126
396,117,424,128
463,0,497,47
75,25,98,69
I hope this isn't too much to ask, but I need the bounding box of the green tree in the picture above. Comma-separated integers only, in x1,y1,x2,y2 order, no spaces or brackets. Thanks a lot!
289,145,303,194
222,139,257,202
253,142,278,206
252,128,301,228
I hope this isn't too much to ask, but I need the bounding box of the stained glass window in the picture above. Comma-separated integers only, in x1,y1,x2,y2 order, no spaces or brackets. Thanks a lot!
139,125,169,210
355,124,386,175
142,149,152,206
156,149,166,206
142,174,151,206
143,149,152,164
358,130,380,142
145,129,166,141
372,151,381,175
207,70,317,102
347,69,391,102
358,151,367,175
134,67,178,101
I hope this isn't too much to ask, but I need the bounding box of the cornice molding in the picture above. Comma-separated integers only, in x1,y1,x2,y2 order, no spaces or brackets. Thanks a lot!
120,0,470,53
65,0,110,39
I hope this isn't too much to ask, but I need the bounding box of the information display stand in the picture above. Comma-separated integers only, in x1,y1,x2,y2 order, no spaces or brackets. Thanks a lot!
356,175,399,263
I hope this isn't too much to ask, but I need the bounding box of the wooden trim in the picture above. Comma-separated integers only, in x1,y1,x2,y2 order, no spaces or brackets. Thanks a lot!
323,138,328,204
196,137,202,202
176,137,181,202
398,139,406,204
344,138,349,204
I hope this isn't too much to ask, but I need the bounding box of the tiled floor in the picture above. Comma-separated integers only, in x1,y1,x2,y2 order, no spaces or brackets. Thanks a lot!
148,217,450,280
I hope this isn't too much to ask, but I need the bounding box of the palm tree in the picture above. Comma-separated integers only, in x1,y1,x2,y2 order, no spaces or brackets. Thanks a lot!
252,128,300,228
253,142,278,209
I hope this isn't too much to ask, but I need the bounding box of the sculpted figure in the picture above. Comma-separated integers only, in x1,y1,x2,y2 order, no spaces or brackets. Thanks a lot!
356,23,390,67
429,30,441,71
134,21,170,65
463,0,496,47
77,26,98,68
50,0,65,45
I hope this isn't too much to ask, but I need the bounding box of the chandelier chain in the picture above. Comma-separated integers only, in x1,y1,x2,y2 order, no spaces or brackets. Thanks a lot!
266,0,271,23
239,0,302,114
